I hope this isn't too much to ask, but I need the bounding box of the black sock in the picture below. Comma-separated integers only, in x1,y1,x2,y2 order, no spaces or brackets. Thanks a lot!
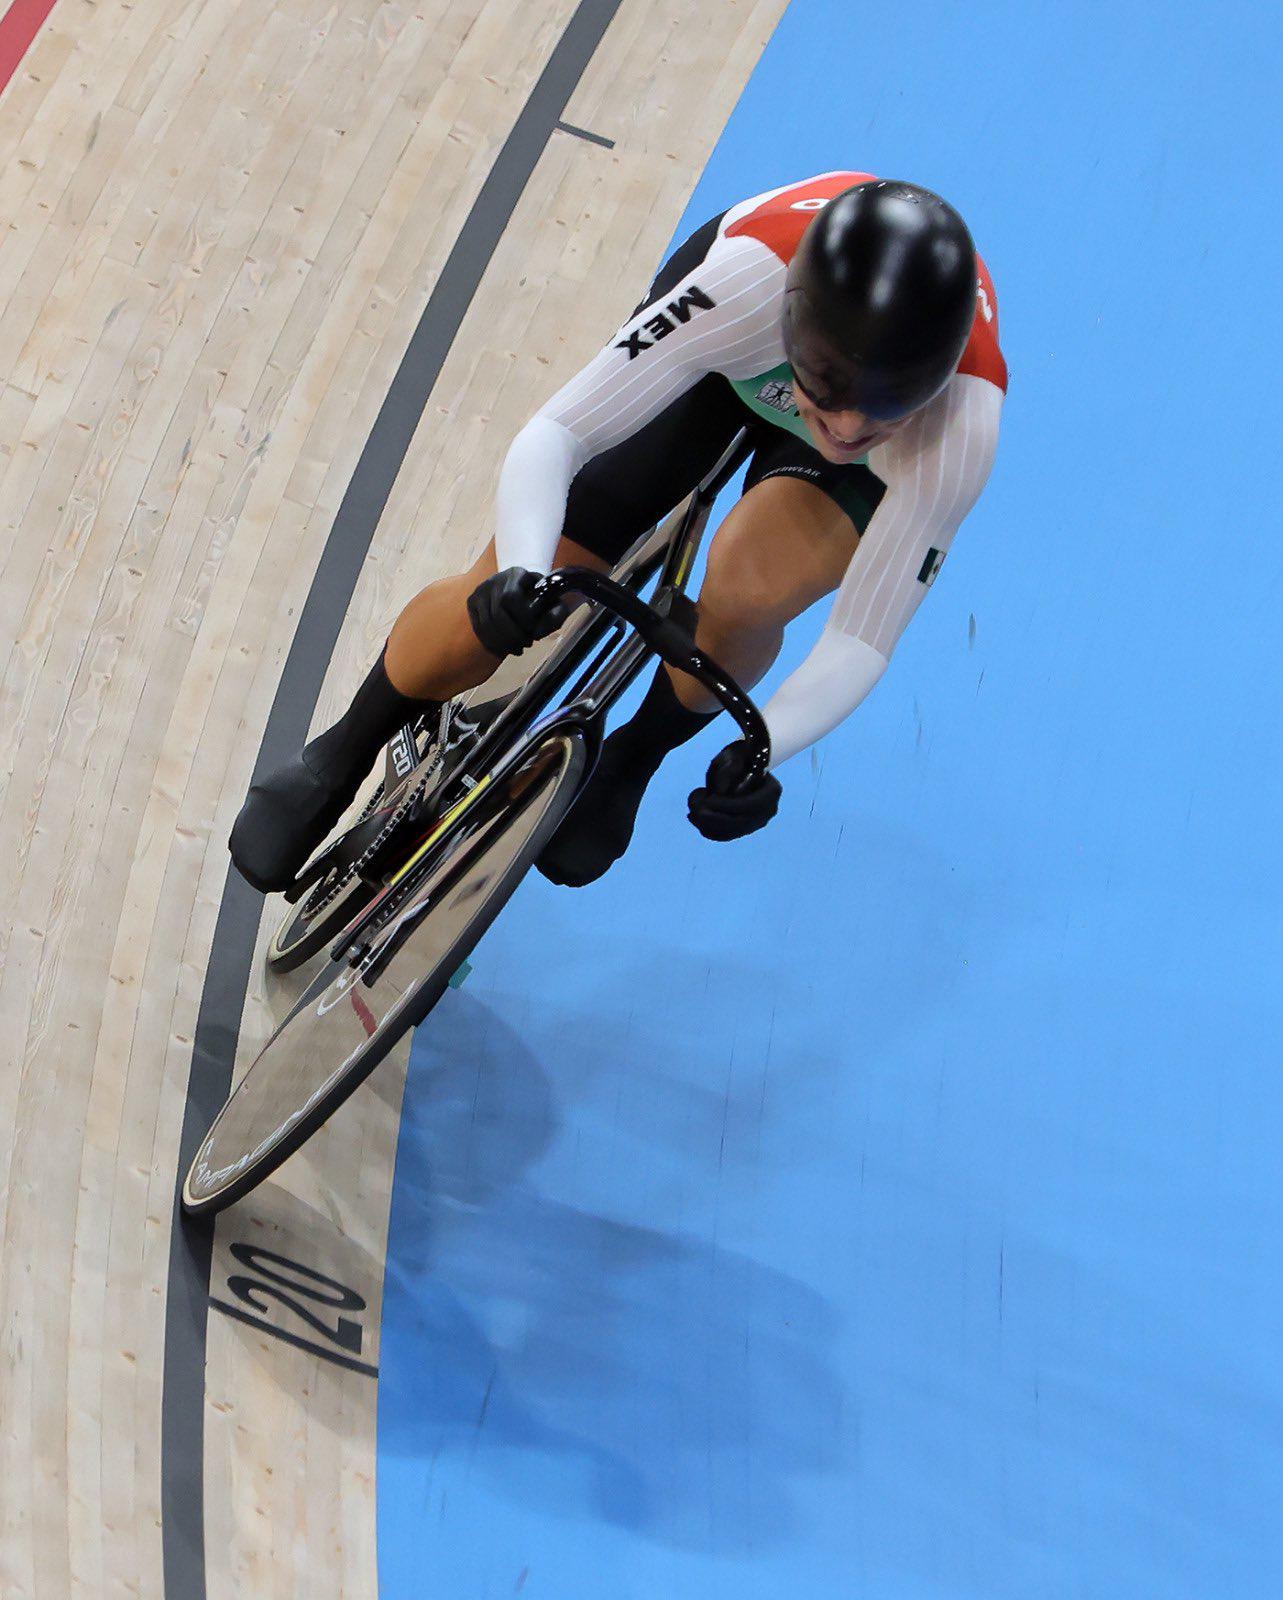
536,671,718,887
302,645,439,791
606,666,718,778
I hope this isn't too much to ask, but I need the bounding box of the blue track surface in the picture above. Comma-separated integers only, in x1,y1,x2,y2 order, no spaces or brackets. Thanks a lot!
379,3,1283,1595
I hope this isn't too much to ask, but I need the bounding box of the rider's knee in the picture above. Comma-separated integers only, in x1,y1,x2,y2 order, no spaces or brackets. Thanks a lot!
701,520,788,635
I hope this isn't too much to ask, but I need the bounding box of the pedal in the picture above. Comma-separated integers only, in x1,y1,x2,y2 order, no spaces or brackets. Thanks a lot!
281,809,394,903
282,851,332,904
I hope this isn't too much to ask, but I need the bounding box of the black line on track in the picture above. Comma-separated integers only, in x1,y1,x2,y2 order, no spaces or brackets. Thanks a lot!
160,4,625,1595
555,118,616,148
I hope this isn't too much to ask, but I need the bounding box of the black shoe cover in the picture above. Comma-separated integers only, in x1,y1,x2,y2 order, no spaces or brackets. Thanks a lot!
229,751,362,894
536,743,654,888
228,646,438,895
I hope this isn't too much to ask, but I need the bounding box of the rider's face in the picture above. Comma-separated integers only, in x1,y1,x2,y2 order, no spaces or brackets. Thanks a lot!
792,382,907,464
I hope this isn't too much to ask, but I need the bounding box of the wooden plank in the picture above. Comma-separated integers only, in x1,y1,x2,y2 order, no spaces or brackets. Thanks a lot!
0,0,789,1594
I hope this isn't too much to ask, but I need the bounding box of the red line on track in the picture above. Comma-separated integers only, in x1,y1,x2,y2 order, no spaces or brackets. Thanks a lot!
0,0,58,98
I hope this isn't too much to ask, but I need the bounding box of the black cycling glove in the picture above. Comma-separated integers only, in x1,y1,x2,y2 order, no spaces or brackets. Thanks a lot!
687,739,781,842
467,567,568,658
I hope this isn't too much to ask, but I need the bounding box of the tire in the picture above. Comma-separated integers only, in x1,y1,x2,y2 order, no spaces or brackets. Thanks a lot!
182,729,588,1216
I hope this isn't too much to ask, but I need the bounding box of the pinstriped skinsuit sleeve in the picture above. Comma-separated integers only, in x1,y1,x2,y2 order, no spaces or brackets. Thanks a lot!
761,375,1004,768
494,233,787,572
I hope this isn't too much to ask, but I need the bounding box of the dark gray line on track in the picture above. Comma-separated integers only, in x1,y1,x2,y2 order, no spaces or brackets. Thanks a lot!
555,118,616,148
160,4,625,1595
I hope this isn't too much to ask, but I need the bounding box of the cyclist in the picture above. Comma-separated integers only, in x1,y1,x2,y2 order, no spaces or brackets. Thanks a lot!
230,172,1007,892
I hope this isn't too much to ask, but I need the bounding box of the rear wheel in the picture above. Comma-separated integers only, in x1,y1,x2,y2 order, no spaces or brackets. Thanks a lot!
183,728,588,1216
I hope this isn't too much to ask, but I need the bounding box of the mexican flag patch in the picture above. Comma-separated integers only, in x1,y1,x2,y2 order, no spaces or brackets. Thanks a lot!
917,548,946,586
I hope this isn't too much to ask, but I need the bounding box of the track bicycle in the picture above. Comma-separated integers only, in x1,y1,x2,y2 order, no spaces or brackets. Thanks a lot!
182,431,768,1216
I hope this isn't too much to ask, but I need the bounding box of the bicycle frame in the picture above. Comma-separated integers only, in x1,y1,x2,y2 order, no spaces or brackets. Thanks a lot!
439,427,756,798
333,428,764,966
185,433,778,1213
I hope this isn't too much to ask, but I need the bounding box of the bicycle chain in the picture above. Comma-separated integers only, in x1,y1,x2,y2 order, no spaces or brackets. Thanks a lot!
294,699,492,938
296,765,433,923
294,701,482,926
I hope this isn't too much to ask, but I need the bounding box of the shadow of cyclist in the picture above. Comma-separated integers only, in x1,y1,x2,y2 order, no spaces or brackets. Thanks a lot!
378,991,850,1555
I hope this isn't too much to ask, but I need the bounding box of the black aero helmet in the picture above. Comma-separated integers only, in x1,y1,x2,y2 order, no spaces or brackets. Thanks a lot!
783,180,977,419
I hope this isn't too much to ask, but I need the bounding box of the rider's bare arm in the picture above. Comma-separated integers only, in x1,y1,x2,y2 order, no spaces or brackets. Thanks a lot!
494,232,785,573
761,374,1004,768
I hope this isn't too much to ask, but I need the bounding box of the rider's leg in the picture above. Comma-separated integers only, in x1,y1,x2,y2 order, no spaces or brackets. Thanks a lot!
229,534,608,893
538,475,862,886
230,366,749,893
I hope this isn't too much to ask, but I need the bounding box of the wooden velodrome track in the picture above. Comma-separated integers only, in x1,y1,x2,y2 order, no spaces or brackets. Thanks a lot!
0,0,789,1594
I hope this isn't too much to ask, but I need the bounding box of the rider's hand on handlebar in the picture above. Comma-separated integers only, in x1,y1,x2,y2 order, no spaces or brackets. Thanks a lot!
467,567,569,658
687,739,781,842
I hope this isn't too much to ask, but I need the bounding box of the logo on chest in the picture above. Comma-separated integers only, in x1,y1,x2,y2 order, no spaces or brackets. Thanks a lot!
755,377,797,415
616,285,717,358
